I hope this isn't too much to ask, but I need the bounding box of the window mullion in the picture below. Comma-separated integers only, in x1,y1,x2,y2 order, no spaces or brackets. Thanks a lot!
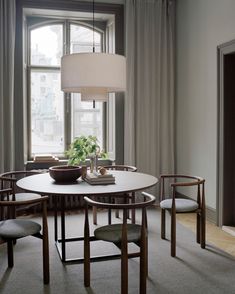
64,20,72,151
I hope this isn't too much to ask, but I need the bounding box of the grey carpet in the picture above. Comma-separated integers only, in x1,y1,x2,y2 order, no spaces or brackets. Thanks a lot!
0,207,235,294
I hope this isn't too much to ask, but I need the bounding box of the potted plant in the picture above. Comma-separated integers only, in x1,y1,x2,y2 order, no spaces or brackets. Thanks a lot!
65,135,107,169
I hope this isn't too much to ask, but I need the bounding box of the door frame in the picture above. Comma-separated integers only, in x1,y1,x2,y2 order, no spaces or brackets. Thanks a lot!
217,39,235,226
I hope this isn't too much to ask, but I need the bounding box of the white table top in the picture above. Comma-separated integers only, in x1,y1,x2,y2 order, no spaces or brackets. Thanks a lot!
17,170,158,196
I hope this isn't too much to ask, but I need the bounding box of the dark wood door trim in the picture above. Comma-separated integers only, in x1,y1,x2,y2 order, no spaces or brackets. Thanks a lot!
217,39,235,226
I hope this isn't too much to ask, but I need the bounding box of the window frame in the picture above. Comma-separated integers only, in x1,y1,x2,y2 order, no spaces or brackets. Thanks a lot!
17,2,124,168
26,18,106,159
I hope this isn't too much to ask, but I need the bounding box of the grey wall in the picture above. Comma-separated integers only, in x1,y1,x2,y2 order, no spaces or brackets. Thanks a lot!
176,0,235,209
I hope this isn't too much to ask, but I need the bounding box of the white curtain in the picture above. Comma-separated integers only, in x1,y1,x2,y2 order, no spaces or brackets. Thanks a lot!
0,0,16,173
125,0,175,180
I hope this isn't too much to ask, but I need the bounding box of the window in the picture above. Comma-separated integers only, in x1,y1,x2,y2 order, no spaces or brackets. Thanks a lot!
27,19,105,158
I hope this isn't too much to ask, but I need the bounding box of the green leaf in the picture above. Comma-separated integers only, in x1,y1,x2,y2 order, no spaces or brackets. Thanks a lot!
65,135,108,166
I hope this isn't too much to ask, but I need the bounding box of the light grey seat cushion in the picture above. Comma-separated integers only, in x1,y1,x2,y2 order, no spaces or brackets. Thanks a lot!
94,223,142,243
0,219,41,239
160,198,199,212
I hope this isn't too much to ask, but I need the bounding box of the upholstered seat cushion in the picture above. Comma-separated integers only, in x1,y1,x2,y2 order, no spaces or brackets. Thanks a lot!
94,223,142,243
160,198,199,212
0,219,41,239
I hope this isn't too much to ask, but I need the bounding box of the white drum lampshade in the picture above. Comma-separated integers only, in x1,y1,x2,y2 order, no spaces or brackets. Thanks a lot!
61,53,126,101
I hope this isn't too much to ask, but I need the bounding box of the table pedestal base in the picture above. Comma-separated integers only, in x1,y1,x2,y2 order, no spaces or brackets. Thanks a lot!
55,236,140,263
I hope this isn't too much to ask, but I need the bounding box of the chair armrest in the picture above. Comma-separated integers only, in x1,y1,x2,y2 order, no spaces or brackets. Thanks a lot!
141,191,155,200
161,174,203,180
0,195,48,206
84,194,155,209
0,188,12,194
0,176,17,183
171,178,205,187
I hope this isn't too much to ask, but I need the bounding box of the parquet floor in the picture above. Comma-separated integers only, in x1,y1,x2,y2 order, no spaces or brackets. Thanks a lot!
177,213,235,257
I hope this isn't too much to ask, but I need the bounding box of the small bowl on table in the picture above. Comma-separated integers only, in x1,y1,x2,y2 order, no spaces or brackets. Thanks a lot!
49,165,82,183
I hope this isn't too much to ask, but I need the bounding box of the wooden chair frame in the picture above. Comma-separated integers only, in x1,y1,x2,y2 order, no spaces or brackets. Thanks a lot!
0,171,42,190
92,165,137,225
160,174,206,257
84,192,155,294
0,188,50,284
0,170,42,218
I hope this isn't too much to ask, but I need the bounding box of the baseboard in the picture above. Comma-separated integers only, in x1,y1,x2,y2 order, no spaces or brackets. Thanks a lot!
206,206,216,224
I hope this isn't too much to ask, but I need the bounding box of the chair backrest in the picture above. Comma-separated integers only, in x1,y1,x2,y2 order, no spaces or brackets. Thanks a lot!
0,170,41,194
0,188,49,284
160,174,205,206
84,191,155,223
84,192,155,293
0,188,48,221
101,165,137,172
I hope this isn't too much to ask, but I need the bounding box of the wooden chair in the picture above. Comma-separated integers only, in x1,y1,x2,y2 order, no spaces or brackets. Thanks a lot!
0,171,42,218
84,192,155,294
92,165,137,225
0,188,49,284
159,174,206,257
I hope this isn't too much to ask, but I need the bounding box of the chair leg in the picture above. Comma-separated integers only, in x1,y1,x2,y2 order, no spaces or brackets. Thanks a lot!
115,196,120,219
7,240,14,267
145,236,148,279
84,208,90,287
161,209,166,239
196,212,201,244
92,207,97,225
171,212,176,257
126,196,130,220
43,234,50,284
84,238,90,287
200,211,206,249
115,209,120,218
115,209,119,218
121,242,128,294
108,208,112,224
114,198,122,218
139,237,147,294
108,196,113,225
131,192,136,224
121,209,128,294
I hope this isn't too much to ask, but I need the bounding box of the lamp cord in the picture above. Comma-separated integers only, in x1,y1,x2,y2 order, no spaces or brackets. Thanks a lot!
92,0,95,108
93,0,95,53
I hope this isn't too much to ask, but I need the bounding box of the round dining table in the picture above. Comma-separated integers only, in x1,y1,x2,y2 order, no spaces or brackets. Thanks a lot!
17,170,158,196
17,170,158,263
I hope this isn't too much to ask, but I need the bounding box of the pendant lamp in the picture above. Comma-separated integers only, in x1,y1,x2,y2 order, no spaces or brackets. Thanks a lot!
61,1,126,101
61,52,126,101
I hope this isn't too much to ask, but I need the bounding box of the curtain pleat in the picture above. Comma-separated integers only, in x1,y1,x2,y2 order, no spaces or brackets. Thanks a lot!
125,0,175,184
0,0,16,173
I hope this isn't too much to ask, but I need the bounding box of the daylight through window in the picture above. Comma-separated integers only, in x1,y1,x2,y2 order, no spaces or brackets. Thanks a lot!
28,20,104,157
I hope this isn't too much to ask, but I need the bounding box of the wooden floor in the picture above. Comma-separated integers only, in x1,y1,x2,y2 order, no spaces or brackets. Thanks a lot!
177,213,235,257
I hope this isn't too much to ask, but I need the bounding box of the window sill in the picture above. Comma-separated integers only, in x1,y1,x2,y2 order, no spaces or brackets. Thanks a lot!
25,158,114,171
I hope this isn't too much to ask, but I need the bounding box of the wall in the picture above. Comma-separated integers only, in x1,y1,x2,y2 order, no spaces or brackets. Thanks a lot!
176,0,235,210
